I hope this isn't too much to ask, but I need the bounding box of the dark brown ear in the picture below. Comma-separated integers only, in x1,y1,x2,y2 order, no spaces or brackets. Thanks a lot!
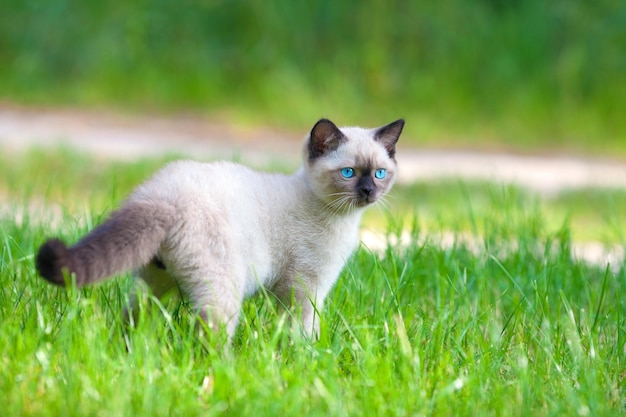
375,119,404,160
308,119,346,160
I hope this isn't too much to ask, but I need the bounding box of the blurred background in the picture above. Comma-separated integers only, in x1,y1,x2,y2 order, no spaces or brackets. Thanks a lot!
1,0,625,156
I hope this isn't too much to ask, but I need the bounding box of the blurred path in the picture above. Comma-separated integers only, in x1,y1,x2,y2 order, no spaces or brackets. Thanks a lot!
0,106,300,166
1,107,624,267
2,106,626,195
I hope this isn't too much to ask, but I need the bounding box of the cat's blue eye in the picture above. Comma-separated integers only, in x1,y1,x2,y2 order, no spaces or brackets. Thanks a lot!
374,169,387,179
341,168,355,178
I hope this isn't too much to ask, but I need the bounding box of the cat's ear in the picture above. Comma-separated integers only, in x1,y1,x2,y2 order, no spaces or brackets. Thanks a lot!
375,119,405,160
308,119,346,160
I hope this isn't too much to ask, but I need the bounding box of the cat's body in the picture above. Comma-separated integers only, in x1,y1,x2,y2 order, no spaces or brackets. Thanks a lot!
36,118,404,341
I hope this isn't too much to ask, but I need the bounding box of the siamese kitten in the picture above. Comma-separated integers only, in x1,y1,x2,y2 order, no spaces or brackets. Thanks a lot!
36,118,404,342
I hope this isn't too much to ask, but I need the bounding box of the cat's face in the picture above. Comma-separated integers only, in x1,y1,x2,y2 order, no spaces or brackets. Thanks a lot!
305,119,404,213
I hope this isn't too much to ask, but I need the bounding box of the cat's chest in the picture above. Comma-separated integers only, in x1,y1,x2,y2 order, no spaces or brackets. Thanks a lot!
294,217,359,264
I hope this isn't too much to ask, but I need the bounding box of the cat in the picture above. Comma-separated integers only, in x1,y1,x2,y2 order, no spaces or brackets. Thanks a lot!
36,118,404,342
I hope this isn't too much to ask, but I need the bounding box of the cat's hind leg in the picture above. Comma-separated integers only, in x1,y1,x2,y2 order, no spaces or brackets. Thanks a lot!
124,257,180,325
166,216,247,344
178,265,246,344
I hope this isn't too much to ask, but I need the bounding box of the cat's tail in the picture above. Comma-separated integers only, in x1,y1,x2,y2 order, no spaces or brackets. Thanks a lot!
36,201,175,287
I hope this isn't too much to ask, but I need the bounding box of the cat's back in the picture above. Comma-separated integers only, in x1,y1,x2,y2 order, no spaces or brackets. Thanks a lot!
154,159,255,191
132,159,292,210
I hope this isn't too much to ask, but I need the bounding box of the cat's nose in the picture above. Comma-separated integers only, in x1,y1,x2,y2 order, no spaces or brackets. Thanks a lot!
357,176,376,200
358,184,375,199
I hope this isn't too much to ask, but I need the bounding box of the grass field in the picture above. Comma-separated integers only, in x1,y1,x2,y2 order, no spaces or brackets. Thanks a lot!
1,149,625,416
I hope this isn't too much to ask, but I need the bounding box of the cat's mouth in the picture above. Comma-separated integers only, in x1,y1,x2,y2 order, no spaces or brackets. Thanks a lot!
355,193,378,206
326,193,376,213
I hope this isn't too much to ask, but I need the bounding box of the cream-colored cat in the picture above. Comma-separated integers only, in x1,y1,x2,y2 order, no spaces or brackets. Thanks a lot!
36,118,404,342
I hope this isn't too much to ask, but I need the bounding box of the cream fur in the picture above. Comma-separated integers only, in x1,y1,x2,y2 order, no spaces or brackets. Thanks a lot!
35,119,404,343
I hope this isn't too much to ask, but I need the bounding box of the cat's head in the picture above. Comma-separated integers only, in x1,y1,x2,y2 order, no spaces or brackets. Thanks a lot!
304,118,404,213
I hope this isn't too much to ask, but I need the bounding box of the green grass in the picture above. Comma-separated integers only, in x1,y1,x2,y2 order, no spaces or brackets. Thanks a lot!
1,149,625,416
1,0,625,154
386,181,626,244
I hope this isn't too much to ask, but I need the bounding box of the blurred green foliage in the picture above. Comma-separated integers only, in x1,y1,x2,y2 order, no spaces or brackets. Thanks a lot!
1,0,625,151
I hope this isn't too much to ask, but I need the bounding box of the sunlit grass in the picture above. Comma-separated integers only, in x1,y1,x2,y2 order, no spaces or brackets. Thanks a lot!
1,148,625,416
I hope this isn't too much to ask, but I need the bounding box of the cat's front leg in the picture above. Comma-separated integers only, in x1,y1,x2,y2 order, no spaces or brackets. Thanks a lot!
300,294,322,339
271,277,327,340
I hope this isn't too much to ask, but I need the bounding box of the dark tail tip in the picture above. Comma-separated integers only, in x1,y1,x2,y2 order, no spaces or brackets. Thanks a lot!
36,238,72,286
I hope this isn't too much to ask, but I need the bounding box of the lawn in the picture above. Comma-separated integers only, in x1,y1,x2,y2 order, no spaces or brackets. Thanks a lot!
1,148,625,416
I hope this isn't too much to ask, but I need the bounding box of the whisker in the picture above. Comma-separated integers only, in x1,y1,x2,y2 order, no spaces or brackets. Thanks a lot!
327,193,356,215
372,198,389,215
